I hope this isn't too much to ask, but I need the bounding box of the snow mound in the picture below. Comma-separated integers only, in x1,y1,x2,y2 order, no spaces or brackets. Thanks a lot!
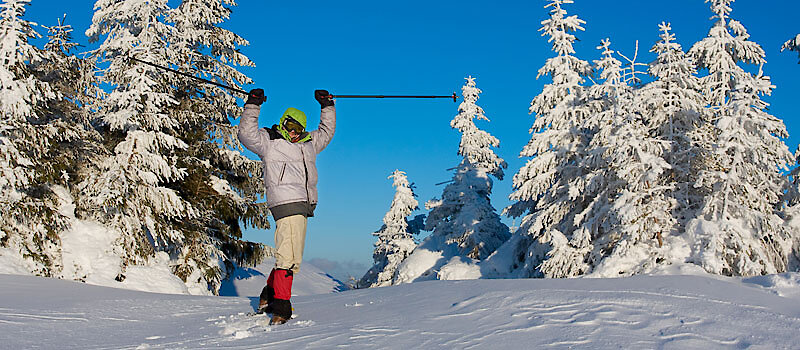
437,256,481,280
394,244,443,283
393,235,483,283
0,246,40,275
742,272,800,299
47,186,203,295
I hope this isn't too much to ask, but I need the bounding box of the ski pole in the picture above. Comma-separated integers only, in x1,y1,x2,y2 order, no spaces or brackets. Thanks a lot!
129,56,248,96
326,93,458,102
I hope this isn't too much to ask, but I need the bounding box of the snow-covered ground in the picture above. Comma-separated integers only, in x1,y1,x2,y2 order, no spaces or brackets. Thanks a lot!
2,272,800,349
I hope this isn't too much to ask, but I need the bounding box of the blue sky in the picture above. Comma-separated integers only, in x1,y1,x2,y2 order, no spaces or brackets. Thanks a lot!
26,0,800,277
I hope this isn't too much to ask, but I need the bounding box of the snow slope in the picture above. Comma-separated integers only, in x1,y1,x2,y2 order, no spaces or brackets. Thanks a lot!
2,273,800,349
219,257,348,297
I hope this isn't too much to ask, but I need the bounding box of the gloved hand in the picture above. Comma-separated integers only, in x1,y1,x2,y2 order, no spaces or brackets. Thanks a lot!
315,89,334,108
246,88,266,106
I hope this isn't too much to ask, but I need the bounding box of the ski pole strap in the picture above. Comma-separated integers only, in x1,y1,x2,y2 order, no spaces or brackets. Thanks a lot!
129,56,248,96
328,93,458,102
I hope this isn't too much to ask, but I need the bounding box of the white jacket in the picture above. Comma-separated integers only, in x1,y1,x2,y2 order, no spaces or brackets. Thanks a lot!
237,104,336,208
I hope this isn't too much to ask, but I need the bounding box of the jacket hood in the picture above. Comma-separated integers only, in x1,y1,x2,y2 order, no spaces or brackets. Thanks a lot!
280,107,307,128
278,107,311,143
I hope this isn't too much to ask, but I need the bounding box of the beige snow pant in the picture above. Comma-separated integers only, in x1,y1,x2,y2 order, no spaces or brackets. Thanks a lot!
274,214,307,274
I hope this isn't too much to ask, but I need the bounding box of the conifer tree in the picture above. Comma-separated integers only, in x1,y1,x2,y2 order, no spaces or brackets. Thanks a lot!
424,76,509,260
80,0,202,283
0,0,105,277
504,0,594,278
165,0,268,287
687,0,794,276
0,0,69,276
359,170,422,288
35,16,105,195
584,24,708,277
582,34,680,276
776,33,800,273
560,39,628,277
781,34,800,217
76,0,271,293
641,23,708,226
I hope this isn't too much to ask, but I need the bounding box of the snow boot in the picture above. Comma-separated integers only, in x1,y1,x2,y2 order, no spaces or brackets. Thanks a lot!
257,269,277,313
269,299,292,325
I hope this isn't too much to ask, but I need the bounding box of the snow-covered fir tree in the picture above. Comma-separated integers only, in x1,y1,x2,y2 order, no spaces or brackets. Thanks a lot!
588,23,715,277
640,22,707,227
781,34,800,227
79,0,209,288
73,0,273,293
0,0,68,276
0,1,102,274
503,0,595,278
0,0,106,277
568,38,627,244
582,35,678,277
34,15,105,193
359,170,423,288
585,24,710,277
163,0,268,286
781,32,800,222
392,77,509,284
687,0,795,276
448,76,507,181
424,76,509,260
781,33,800,252
535,38,634,278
